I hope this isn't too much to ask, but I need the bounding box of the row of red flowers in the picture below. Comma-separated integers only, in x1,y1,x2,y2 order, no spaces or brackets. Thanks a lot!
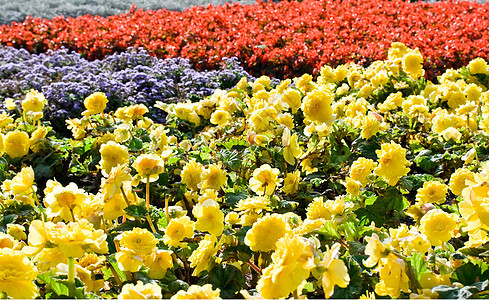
1,0,489,79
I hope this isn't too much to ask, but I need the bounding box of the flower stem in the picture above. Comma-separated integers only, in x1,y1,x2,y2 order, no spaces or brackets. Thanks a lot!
68,257,76,298
145,175,150,211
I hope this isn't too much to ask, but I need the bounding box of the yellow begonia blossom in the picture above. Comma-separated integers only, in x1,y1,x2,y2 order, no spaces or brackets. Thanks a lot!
198,164,227,191
181,159,204,191
0,248,38,299
257,234,314,299
189,234,220,276
249,164,282,196
282,170,301,195
375,254,410,298
118,281,162,300
415,181,448,205
375,141,410,186
320,243,350,298
132,153,165,183
172,284,221,299
244,214,289,252
301,87,335,124
193,200,224,236
4,131,30,158
419,209,458,246
119,228,158,255
84,92,108,115
163,216,194,248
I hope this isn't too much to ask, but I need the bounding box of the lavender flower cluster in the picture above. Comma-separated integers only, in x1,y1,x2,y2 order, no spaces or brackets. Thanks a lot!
0,46,253,133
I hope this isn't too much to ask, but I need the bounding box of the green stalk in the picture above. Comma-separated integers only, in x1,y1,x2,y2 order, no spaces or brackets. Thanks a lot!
68,257,76,298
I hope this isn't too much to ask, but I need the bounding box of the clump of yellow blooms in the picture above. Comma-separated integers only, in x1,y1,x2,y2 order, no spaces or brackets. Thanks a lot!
4,42,489,299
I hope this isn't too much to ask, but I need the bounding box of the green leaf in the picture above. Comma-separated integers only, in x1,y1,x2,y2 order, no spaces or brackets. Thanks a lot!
382,186,409,211
410,252,428,280
219,149,242,171
432,280,489,299
128,137,143,151
318,221,341,239
37,272,70,297
331,139,352,165
351,137,380,160
125,205,148,218
34,164,52,179
355,207,385,227
225,189,249,208
452,262,481,286
200,264,247,298
0,214,17,232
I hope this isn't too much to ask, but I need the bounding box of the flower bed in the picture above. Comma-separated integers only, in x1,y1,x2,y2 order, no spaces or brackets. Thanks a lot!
0,46,252,134
1,43,489,298
1,0,489,79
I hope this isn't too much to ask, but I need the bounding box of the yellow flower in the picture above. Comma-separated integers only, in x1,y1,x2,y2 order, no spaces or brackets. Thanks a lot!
30,126,48,152
235,196,270,214
415,181,448,205
44,182,89,222
0,248,38,299
344,177,361,197
282,170,301,195
4,131,30,158
100,141,130,177
172,284,221,299
189,234,220,276
103,193,129,220
193,200,224,236
305,197,344,221
449,168,475,197
249,164,282,196
375,254,410,298
132,154,165,183
402,49,424,79
419,209,458,246
301,87,335,124
21,90,47,113
163,216,194,247
282,88,302,113
118,281,162,300
50,219,108,258
459,186,489,247
101,164,132,199
283,130,302,165
363,233,388,268
257,234,314,299
468,58,489,75
119,228,158,255
375,141,410,186
84,92,108,115
350,158,377,186
31,248,67,272
277,113,294,129
320,243,350,298
145,250,173,279
10,166,35,195
244,214,289,252
181,160,204,191
210,109,231,126
361,113,381,140
378,92,403,112
7,224,26,241
198,164,227,191
115,249,143,272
